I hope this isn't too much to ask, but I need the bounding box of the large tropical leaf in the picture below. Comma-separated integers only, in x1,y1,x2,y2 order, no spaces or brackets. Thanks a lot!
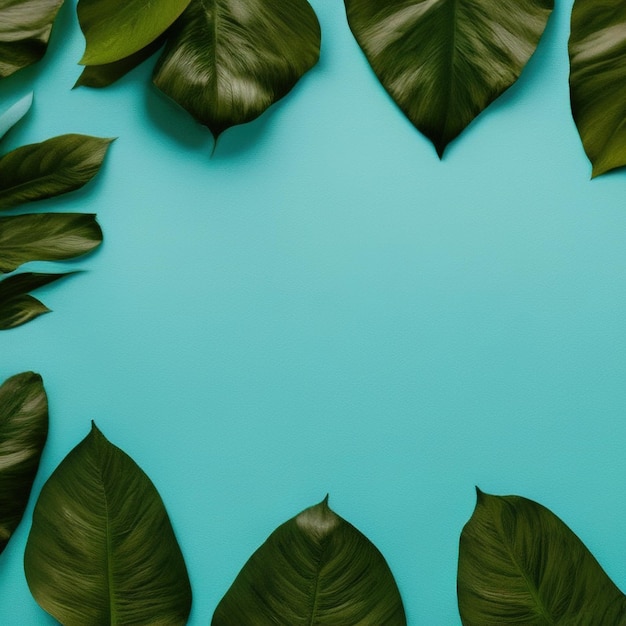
344,0,553,157
569,0,626,178
0,134,113,210
24,422,192,625
153,0,321,140
0,0,64,78
0,92,33,141
0,213,102,273
0,271,73,329
77,0,191,65
0,371,47,555
212,496,406,625
457,489,626,625
75,36,165,89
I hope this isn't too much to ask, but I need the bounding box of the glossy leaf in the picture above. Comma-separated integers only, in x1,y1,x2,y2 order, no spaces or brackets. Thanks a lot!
78,0,190,65
212,496,406,625
0,371,47,554
0,271,73,329
0,92,33,141
0,134,113,210
153,0,321,140
75,37,165,88
0,213,102,273
457,489,626,625
345,0,553,157
569,0,626,177
0,0,63,78
25,422,192,625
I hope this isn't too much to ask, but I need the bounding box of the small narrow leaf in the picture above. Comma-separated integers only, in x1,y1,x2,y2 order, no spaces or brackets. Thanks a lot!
0,134,113,210
212,496,406,625
0,272,73,330
0,371,48,554
0,92,33,141
0,0,64,78
75,37,165,88
0,213,102,273
153,0,321,140
569,0,626,177
344,0,553,157
78,0,191,65
457,489,626,624
25,422,192,625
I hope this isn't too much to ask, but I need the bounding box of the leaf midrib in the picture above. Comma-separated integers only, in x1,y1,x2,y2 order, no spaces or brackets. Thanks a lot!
307,537,330,626
96,465,117,625
440,0,459,150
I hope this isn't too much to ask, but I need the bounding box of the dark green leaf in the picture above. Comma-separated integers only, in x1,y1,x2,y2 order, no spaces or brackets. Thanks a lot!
0,0,63,78
0,213,102,273
0,272,73,329
344,0,553,157
77,0,191,65
0,134,113,210
569,0,626,177
153,0,321,140
212,496,406,625
0,371,47,554
75,36,165,88
457,489,626,625
0,93,33,141
24,422,192,625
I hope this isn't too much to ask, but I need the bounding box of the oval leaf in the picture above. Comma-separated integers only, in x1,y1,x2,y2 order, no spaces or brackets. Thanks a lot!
0,272,73,329
0,92,33,141
569,0,626,178
78,0,191,65
212,496,406,625
345,0,553,157
457,489,626,624
0,371,47,554
0,213,102,273
153,0,321,140
0,134,113,211
24,422,192,625
0,0,63,78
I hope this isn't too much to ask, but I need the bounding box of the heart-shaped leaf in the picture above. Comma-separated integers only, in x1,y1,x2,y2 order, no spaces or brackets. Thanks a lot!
0,272,73,329
0,134,113,210
152,0,321,140
0,0,64,78
0,93,33,141
344,0,553,157
569,0,626,178
24,422,192,625
457,489,626,624
0,371,47,555
75,37,165,88
0,213,102,273
77,0,191,65
212,496,406,625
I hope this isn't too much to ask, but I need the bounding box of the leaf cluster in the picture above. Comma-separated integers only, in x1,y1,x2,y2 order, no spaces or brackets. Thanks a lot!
0,94,112,329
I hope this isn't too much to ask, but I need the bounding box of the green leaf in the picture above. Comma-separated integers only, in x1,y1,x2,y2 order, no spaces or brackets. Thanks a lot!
457,489,626,625
0,271,73,329
0,92,33,141
75,36,165,88
0,0,64,78
24,422,192,625
152,0,321,140
0,134,113,211
77,0,191,65
0,213,102,273
344,0,553,157
0,371,47,555
212,496,406,625
569,0,626,178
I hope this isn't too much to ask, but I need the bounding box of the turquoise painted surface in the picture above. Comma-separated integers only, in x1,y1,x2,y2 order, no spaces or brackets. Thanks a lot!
1,0,626,623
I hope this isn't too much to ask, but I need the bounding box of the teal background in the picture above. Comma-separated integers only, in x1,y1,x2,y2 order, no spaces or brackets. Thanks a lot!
1,0,626,623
